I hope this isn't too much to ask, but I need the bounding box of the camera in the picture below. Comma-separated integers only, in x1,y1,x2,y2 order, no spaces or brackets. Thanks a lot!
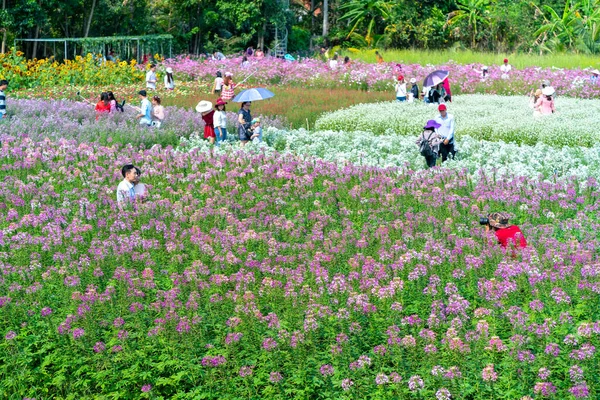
479,217,489,225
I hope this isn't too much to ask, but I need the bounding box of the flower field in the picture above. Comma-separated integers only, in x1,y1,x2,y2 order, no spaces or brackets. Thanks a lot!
2,51,600,399
0,136,599,399
314,95,600,147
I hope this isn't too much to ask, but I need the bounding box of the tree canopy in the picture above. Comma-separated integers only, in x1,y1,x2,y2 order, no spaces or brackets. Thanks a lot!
3,0,600,57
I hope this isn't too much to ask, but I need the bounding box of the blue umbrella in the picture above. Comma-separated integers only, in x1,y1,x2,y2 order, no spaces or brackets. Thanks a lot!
232,88,275,103
423,70,449,87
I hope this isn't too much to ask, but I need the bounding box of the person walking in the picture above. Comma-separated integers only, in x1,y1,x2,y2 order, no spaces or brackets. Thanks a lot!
136,90,153,126
434,104,456,162
146,64,157,90
237,101,253,146
213,98,228,146
395,75,407,102
196,100,216,145
416,119,443,168
0,80,8,120
164,67,175,90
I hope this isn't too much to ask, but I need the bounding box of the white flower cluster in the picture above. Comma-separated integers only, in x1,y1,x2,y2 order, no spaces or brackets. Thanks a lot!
314,95,600,147
179,128,600,183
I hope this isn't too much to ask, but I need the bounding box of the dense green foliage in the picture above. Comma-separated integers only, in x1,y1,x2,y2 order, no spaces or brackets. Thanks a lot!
5,0,600,57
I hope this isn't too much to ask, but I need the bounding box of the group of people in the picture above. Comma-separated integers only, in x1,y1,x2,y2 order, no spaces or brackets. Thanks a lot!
416,104,456,168
145,64,175,91
195,97,262,146
529,80,556,116
395,75,452,104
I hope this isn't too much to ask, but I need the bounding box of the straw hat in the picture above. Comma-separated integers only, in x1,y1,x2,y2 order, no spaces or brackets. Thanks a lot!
195,100,213,113
591,69,600,75
542,86,555,96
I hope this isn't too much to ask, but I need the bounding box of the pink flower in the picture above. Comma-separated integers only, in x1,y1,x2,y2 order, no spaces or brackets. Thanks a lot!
141,384,152,392
319,364,334,377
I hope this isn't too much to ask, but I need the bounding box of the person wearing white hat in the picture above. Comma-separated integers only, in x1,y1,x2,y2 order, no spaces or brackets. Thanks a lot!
534,87,556,115
409,78,419,102
164,67,175,90
196,100,216,144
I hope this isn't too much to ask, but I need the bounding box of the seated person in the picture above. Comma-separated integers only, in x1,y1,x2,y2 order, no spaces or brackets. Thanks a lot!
483,212,527,249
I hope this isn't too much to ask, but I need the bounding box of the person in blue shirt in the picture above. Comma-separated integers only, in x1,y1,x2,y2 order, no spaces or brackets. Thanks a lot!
434,104,456,162
116,164,138,203
136,90,152,126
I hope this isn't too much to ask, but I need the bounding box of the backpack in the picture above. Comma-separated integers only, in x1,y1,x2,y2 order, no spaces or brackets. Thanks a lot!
116,100,125,112
419,131,434,157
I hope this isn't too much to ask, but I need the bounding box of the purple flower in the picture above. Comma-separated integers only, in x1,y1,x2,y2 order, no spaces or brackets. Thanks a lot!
262,337,277,351
5,331,16,340
482,364,498,382
141,384,152,393
375,373,389,385
408,375,424,391
269,372,283,383
569,382,590,398
341,378,354,391
93,342,106,353
72,328,85,339
239,366,253,377
319,364,334,377
40,307,53,316
436,388,452,400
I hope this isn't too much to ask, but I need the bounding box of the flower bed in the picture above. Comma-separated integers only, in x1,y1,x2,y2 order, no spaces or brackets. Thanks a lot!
314,95,600,147
0,99,286,147
0,136,599,398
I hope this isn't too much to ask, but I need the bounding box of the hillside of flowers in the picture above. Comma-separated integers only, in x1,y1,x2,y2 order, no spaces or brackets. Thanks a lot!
314,95,600,147
0,135,599,399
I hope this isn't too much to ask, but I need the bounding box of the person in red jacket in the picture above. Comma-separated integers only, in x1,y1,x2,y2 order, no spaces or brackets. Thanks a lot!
95,92,111,121
483,212,527,249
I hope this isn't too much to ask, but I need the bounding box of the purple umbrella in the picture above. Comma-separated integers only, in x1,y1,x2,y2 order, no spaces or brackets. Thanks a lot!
423,70,449,87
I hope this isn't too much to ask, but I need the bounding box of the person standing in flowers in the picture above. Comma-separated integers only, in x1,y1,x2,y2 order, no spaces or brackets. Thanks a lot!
136,90,153,126
196,100,216,145
0,80,8,120
535,87,556,115
395,75,407,102
151,96,165,127
164,67,175,90
434,104,456,161
590,69,600,85
416,119,443,168
95,92,111,120
250,118,262,142
529,89,543,116
237,101,253,146
500,58,511,79
212,71,224,95
116,164,139,203
213,98,228,146
221,73,236,101
483,212,527,249
375,51,384,64
409,78,420,102
146,64,157,90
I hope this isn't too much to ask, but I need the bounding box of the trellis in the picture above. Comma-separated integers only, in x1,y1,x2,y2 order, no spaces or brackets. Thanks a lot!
14,35,173,62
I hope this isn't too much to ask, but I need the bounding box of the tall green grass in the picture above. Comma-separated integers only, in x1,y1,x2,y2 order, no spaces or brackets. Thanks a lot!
342,48,600,69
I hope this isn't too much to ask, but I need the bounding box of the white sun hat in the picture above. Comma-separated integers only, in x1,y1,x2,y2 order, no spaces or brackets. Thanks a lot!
542,86,555,96
166,67,173,73
195,100,213,113
410,78,416,83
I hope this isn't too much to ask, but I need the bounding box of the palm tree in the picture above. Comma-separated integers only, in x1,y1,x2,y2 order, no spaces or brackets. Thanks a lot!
340,0,392,47
447,0,492,48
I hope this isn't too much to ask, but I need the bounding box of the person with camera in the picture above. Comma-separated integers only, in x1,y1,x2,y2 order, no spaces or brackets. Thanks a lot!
481,212,527,249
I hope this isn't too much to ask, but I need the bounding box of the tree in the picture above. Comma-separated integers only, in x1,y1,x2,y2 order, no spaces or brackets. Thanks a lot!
339,0,391,47
533,0,582,53
447,0,492,48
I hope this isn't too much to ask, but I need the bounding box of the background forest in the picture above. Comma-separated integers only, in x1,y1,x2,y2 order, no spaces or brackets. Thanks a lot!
3,0,600,57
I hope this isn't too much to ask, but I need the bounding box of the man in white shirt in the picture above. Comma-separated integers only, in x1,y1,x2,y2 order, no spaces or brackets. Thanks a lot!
434,104,456,162
146,64,157,90
136,90,152,126
500,58,511,79
116,164,139,203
